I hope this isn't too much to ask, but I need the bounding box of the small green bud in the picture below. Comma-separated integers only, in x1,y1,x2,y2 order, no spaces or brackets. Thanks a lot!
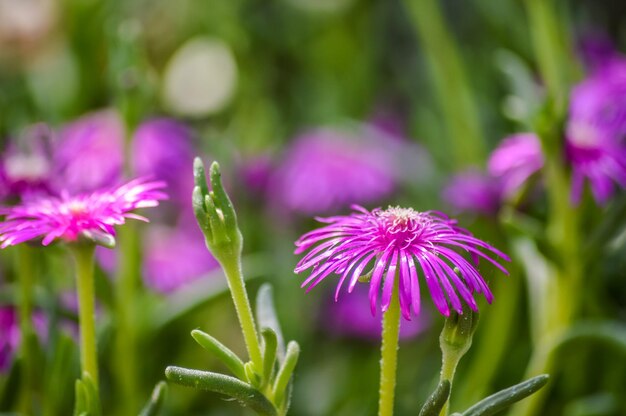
192,159,243,264
440,307,479,357
439,305,479,384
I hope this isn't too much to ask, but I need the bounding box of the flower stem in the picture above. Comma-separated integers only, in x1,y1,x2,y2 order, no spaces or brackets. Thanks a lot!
378,279,401,416
17,245,36,413
114,226,141,415
70,244,99,393
221,257,264,373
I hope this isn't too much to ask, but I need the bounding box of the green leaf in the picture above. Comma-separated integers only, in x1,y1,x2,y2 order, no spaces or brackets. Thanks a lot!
256,284,285,362
191,330,246,380
138,381,167,416
165,366,277,416
272,341,300,408
461,374,549,416
553,321,626,354
261,327,278,386
419,380,451,416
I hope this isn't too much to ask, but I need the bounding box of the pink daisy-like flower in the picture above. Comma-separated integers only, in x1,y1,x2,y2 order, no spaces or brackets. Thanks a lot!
294,205,509,319
0,178,167,248
488,133,544,198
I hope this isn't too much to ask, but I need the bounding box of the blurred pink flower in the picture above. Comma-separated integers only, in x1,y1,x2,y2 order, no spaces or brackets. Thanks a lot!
54,110,125,194
488,133,544,198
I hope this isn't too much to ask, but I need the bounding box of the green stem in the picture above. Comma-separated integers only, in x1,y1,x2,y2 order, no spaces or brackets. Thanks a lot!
378,280,401,416
70,244,99,394
439,351,461,416
17,245,36,413
403,0,486,166
222,257,264,373
114,226,141,415
508,3,583,414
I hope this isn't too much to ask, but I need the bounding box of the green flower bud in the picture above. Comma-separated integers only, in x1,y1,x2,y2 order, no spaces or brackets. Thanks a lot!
192,158,243,264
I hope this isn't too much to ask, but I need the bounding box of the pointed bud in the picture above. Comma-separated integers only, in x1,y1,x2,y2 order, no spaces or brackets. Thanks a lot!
191,159,243,264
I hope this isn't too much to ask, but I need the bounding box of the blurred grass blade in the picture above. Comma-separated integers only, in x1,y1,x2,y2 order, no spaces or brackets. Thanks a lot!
553,321,626,354
256,284,285,362
261,327,278,386
462,374,549,416
191,330,246,380
138,381,167,416
271,341,300,408
165,366,277,416
419,380,451,416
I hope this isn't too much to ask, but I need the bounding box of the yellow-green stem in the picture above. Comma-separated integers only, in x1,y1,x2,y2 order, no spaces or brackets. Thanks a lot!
439,346,462,416
114,226,141,415
378,280,401,416
17,245,36,413
222,258,263,372
70,244,99,394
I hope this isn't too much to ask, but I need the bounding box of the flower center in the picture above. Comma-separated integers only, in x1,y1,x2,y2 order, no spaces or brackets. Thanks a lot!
568,120,601,149
376,206,429,247
5,154,49,180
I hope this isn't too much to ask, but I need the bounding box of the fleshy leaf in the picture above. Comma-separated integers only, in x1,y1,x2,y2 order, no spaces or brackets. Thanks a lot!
165,366,277,416
256,284,286,362
261,327,278,387
461,374,549,416
271,341,300,408
419,380,451,416
191,330,246,380
73,372,101,416
138,381,167,416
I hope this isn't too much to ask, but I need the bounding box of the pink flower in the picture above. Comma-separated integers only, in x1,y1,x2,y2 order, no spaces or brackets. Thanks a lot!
488,133,544,198
294,205,509,319
0,178,167,248
142,223,219,293
53,110,125,194
566,59,626,203
269,128,397,215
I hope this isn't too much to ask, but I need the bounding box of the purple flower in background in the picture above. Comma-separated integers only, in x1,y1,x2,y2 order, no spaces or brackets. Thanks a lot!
294,205,509,319
0,124,54,201
323,285,429,341
0,178,167,248
238,154,273,196
488,133,544,198
0,306,48,373
54,110,125,194
0,307,20,372
565,59,626,203
269,128,397,215
578,33,617,72
132,119,195,208
442,170,502,215
142,223,219,293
